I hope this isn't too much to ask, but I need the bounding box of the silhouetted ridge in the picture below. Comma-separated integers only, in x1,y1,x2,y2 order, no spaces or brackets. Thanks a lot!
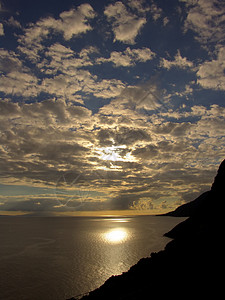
163,191,210,217
69,159,224,300
165,159,225,239
211,159,225,194
164,159,225,218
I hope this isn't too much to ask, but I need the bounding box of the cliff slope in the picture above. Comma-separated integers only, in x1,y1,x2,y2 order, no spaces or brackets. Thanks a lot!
71,160,224,299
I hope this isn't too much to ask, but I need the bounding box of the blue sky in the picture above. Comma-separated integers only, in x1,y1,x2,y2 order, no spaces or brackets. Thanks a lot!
0,0,225,215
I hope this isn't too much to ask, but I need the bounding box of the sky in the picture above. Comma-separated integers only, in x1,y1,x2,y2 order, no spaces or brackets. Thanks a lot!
0,0,225,215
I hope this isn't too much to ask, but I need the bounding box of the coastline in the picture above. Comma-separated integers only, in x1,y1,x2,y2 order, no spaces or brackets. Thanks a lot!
68,159,225,300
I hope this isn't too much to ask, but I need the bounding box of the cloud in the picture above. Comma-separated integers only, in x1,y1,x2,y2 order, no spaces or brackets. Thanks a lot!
182,0,225,45
0,100,95,192
18,4,96,61
149,2,163,21
0,23,4,35
97,47,155,67
0,98,92,154
0,49,23,73
160,50,194,70
1,1,225,215
131,198,154,210
96,127,151,148
104,1,146,44
0,49,39,97
119,80,163,111
6,16,22,28
38,43,93,74
163,17,169,26
82,78,125,99
1,93,224,213
58,4,96,40
197,46,225,90
0,45,124,101
132,144,159,160
127,0,150,14
0,50,38,98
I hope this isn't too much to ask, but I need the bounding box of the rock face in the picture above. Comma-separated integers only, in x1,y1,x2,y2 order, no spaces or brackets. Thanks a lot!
74,160,225,300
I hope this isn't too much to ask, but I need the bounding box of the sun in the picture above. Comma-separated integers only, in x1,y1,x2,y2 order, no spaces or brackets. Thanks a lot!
95,144,134,163
96,145,126,161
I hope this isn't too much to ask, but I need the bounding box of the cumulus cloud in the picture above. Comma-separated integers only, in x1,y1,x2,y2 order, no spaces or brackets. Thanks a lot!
97,47,155,67
1,92,224,213
149,2,162,21
119,81,163,111
182,0,225,45
0,23,4,35
1,0,225,215
82,78,125,99
18,4,96,62
160,50,194,70
127,0,150,14
197,46,225,90
0,44,124,101
104,1,146,44
0,49,23,73
58,4,96,40
0,49,39,97
6,16,22,28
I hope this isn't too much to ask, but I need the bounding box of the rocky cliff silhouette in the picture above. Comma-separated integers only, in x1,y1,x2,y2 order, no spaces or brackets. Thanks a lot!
70,159,224,300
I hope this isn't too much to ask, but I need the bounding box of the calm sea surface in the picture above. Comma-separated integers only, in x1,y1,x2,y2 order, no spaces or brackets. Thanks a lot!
0,216,184,300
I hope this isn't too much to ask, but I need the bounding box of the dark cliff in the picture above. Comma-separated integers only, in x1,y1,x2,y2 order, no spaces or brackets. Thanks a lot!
71,160,224,300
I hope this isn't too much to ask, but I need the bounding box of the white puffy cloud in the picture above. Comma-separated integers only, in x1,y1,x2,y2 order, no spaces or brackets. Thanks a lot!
0,44,124,101
98,81,162,119
58,4,96,40
104,1,146,44
18,4,96,62
45,43,74,60
182,0,225,45
0,49,39,96
40,68,125,100
0,71,39,97
82,78,125,99
0,98,93,186
197,46,225,90
160,50,194,70
97,47,155,67
38,44,98,75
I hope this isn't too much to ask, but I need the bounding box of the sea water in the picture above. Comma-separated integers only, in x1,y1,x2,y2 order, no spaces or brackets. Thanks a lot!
0,216,184,300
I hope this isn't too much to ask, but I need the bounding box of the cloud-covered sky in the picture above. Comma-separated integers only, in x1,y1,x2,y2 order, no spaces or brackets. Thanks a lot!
0,0,225,215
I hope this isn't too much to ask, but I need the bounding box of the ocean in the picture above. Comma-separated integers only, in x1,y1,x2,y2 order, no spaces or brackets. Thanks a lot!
0,215,184,300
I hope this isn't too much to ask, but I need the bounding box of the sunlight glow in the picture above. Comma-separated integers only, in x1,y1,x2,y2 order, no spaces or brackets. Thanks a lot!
109,218,130,223
103,228,128,243
96,145,127,162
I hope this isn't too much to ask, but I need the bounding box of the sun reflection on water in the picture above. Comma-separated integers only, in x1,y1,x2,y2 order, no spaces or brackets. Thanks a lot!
103,228,128,243
104,218,130,223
